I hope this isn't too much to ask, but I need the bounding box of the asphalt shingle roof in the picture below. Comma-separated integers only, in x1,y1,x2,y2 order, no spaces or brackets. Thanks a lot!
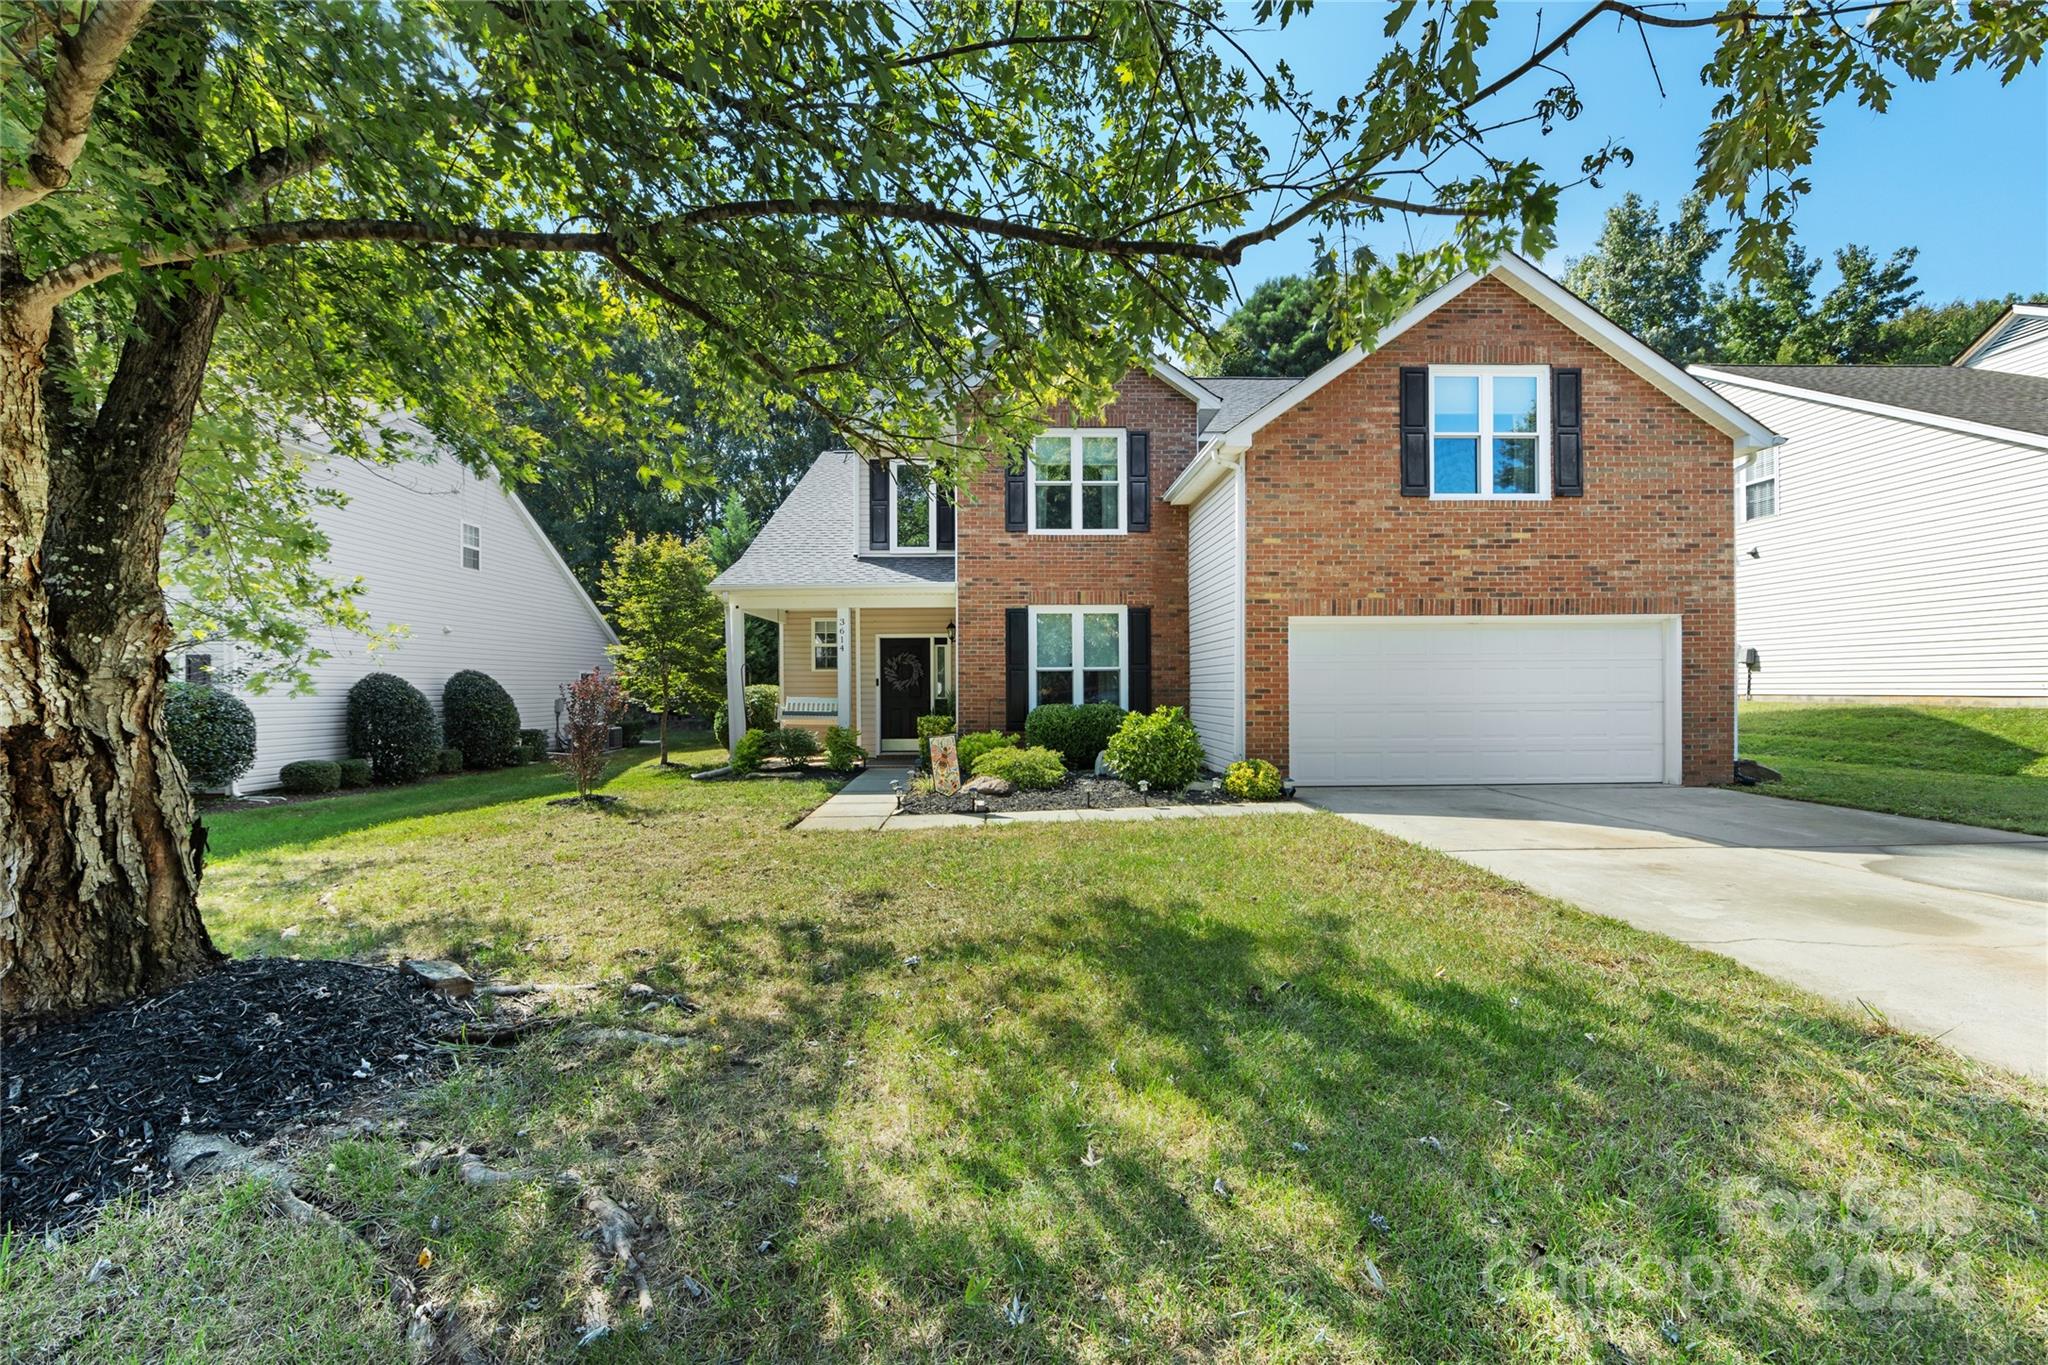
1193,375,1304,434
1705,365,2048,440
709,449,955,591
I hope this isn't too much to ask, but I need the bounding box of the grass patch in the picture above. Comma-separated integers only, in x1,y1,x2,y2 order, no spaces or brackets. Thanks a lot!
1738,703,2048,835
8,750,2045,1361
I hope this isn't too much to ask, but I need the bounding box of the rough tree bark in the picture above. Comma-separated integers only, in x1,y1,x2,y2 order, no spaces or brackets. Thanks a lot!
1,244,225,1027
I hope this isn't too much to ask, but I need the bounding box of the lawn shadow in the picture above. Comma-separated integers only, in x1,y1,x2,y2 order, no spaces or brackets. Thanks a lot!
1742,705,2045,777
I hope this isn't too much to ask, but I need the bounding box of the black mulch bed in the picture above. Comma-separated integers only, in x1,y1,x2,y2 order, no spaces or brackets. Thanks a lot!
3,958,474,1235
897,773,1245,815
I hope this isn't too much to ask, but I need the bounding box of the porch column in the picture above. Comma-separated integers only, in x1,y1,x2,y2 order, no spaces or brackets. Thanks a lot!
835,606,853,728
724,598,748,758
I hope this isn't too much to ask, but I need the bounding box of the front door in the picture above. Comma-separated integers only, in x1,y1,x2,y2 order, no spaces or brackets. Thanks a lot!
878,637,933,752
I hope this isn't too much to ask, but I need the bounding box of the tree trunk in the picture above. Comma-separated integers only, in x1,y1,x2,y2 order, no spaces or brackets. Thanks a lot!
1,274,225,1029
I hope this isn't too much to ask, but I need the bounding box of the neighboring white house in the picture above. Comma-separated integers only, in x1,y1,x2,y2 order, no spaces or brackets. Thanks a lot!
1695,357,2048,702
190,431,617,791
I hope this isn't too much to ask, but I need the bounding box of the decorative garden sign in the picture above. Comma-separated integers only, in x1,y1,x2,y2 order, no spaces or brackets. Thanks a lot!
930,734,961,796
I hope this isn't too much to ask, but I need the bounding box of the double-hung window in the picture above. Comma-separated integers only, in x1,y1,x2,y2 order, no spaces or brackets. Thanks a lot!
1029,430,1124,533
1429,366,1548,498
1741,449,1777,521
892,463,937,551
461,522,482,569
811,619,839,671
1030,606,1125,707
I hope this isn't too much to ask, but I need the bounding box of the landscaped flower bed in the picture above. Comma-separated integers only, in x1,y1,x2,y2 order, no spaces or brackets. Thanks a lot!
897,772,1245,815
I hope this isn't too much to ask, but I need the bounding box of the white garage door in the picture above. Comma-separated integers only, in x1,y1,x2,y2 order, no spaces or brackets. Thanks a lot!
1288,616,1677,785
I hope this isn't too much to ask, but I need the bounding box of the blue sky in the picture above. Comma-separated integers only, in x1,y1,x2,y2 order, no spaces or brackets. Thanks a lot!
1224,2,2048,306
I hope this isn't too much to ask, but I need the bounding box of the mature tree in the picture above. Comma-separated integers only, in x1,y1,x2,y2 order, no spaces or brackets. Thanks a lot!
601,533,724,766
1563,193,1725,362
1708,244,1924,363
5,1,2044,1024
699,498,780,684
1874,295,2026,364
1192,274,1340,377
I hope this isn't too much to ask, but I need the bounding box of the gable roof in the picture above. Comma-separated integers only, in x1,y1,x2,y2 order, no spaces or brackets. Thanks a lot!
1693,364,2048,450
1194,375,1303,434
709,448,957,593
1954,302,2048,368
1199,252,1778,458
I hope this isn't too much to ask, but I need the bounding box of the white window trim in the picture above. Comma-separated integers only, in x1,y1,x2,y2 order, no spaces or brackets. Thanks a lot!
811,618,839,672
1027,604,1128,709
1427,364,1551,501
1027,428,1126,535
887,462,942,554
461,521,482,569
1740,449,1777,522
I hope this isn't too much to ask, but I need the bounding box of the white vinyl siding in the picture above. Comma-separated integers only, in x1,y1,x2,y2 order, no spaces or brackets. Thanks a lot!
1962,313,2048,378
1186,468,1244,766
230,454,616,790
1707,380,2048,698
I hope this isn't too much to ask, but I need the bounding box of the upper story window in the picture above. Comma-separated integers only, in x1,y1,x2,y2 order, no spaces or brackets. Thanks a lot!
461,522,481,570
892,463,937,551
1030,605,1125,706
1030,430,1124,533
811,618,839,671
1741,449,1777,521
1430,366,1548,499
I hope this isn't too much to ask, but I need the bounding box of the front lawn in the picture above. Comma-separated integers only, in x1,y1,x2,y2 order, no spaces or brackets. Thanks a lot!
8,743,2045,1362
1737,702,2048,835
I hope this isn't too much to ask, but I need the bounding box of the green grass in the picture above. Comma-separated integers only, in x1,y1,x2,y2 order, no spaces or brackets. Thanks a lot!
1737,702,2048,835
7,740,2045,1362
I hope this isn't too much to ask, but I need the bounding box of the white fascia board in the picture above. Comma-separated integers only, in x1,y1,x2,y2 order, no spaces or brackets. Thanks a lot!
1150,359,1222,413
1163,441,1242,506
719,585,957,612
504,483,620,645
1953,302,2048,367
1692,365,2048,452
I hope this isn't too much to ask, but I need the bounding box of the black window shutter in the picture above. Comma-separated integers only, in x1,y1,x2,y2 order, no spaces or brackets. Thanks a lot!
1004,607,1029,730
1553,367,1584,497
936,486,955,550
1126,607,1152,712
868,460,891,549
1399,366,1429,496
1004,454,1027,532
1127,430,1151,531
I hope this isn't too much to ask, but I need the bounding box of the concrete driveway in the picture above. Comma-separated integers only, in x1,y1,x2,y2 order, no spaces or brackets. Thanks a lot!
1305,785,2048,1077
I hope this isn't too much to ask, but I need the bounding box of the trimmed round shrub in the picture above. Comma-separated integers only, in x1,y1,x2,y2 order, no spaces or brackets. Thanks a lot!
1105,707,1205,792
731,727,770,775
164,681,257,790
713,684,781,746
1222,758,1284,801
1025,702,1125,769
822,725,864,773
957,730,1017,776
442,670,521,769
765,724,820,760
337,757,374,788
279,759,341,794
346,673,441,784
970,745,1065,791
437,746,464,773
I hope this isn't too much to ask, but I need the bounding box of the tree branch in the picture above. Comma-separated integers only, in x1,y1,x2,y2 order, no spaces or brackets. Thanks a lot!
219,136,333,214
0,0,155,220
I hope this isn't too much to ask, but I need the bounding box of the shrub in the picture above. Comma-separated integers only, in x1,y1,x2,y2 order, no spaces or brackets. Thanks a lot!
437,746,465,773
619,719,647,747
346,673,441,784
958,730,1018,775
517,728,547,765
279,759,341,794
1105,707,1205,792
915,713,955,767
556,670,625,799
731,727,770,775
337,757,374,788
164,681,257,790
822,725,864,773
1024,702,1125,769
440,670,520,769
713,684,781,746
1222,758,1284,801
970,745,1065,791
765,724,821,760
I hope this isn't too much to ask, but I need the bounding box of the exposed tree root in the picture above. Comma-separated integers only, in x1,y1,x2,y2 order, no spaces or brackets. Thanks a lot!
473,981,599,998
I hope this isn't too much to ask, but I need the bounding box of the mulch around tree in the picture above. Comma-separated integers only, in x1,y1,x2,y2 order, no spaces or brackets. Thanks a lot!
2,958,473,1235
897,773,1246,816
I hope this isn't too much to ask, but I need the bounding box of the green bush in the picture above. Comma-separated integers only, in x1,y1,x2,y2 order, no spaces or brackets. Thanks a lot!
279,759,341,794
164,681,257,790
1025,702,1125,769
1222,758,1284,801
517,728,547,764
765,724,821,760
731,728,770,775
822,725,864,772
437,746,465,773
1105,707,1205,792
916,713,956,767
337,757,374,788
713,684,781,746
958,730,1018,775
441,670,521,769
346,673,441,783
619,719,647,747
970,745,1065,791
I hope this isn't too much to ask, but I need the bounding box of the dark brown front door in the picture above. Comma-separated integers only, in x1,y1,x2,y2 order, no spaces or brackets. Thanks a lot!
878,637,932,744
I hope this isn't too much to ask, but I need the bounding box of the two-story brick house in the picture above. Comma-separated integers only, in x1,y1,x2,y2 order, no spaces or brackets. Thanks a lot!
711,253,1776,785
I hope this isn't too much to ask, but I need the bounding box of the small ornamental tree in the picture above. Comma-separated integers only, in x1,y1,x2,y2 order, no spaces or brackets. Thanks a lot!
556,669,625,801
600,534,723,766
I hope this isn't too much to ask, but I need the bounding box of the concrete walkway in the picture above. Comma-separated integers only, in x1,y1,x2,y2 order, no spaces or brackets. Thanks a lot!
794,766,1317,832
1305,784,2048,1078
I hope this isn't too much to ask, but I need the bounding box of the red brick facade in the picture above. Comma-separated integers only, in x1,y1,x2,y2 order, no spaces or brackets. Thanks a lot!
1239,276,1736,784
956,370,1198,733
